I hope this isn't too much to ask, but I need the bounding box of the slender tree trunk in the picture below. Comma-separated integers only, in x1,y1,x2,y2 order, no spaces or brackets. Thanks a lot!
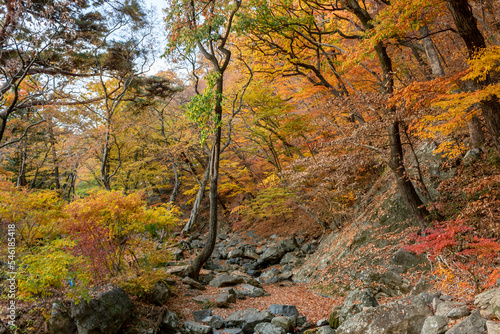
169,162,182,204
182,165,210,235
187,79,223,281
419,25,445,77
48,123,60,189
17,138,28,187
468,115,485,149
388,121,430,227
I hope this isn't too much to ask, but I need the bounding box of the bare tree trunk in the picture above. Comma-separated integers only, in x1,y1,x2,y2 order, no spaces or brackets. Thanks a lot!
16,138,28,187
182,166,210,235
169,162,182,204
468,115,485,149
388,121,430,228
48,122,60,189
419,25,445,77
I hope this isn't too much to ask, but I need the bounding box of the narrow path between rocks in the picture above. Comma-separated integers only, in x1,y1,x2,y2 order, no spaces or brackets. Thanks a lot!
165,281,343,325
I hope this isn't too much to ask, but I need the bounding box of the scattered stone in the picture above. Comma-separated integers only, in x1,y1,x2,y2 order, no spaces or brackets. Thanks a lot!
214,329,243,334
316,325,336,334
209,274,244,288
330,289,378,328
161,310,181,333
475,288,500,320
271,316,292,332
486,320,500,334
445,311,487,334
300,242,316,254
411,278,432,295
296,316,307,327
225,308,273,334
420,316,448,334
243,249,260,260
182,321,212,334
193,310,212,322
435,302,468,319
151,280,172,306
216,293,236,307
260,269,280,284
278,236,299,252
463,148,482,166
71,286,132,334
170,247,184,260
259,246,285,265
253,322,285,334
183,277,206,291
202,315,224,329
49,301,77,334
269,304,300,317
238,284,267,297
391,249,427,272
228,248,244,259
280,252,298,265
317,319,329,326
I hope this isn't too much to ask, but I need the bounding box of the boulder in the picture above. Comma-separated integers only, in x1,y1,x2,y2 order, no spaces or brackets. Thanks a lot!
214,329,243,334
329,289,378,328
420,316,448,334
238,284,267,297
445,311,486,334
49,301,77,334
300,242,316,254
243,249,260,260
436,302,469,319
278,236,299,252
259,246,285,265
216,293,236,307
463,148,482,166
271,316,292,333
260,269,280,284
71,286,132,334
253,322,285,334
225,308,273,334
486,320,500,334
391,249,427,273
475,288,500,320
280,253,298,265
193,310,212,322
203,315,224,329
151,280,172,305
182,321,212,334
209,274,244,288
316,326,336,334
336,295,432,334
269,304,300,317
183,277,206,291
228,248,245,259
160,310,181,333
170,247,184,260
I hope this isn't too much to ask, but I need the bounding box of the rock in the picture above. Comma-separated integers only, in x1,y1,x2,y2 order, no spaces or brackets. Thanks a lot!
463,148,482,166
225,308,273,334
202,315,224,329
259,246,285,265
161,310,181,333
445,311,486,334
151,280,172,305
269,304,300,317
436,302,469,319
330,289,378,328
182,321,212,334
280,253,298,265
253,322,285,334
420,316,448,334
183,277,206,291
411,278,432,295
297,316,307,327
380,270,412,296
238,284,267,297
216,293,236,307
336,295,432,334
49,301,77,334
317,319,329,326
193,310,212,322
225,287,246,300
209,274,244,287
260,269,280,284
316,325,336,334
228,248,245,259
391,249,427,272
300,242,316,254
214,329,243,334
170,247,184,260
278,271,293,281
243,249,260,260
278,236,299,252
71,286,133,334
475,288,500,320
271,316,292,332
486,320,500,334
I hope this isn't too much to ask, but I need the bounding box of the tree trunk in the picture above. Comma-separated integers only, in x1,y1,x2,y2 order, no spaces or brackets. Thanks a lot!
169,162,182,205
388,121,430,227
186,78,223,281
468,115,485,149
16,138,28,187
419,25,445,77
446,0,500,152
48,123,60,189
182,165,210,235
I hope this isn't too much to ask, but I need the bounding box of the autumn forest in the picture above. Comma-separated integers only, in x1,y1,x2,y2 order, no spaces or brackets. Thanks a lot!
1,0,500,330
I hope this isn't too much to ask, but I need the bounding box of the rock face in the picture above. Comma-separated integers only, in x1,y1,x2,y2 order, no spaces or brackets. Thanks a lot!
336,295,432,334
49,301,77,334
474,288,500,320
71,286,132,334
329,289,378,328
445,311,486,334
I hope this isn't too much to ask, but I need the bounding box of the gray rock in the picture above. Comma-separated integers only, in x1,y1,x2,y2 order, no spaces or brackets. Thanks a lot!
238,284,267,297
475,288,500,320
214,329,243,334
182,321,212,334
445,311,486,334
216,293,236,307
260,269,280,284
152,280,172,305
463,148,482,166
161,310,181,333
330,289,378,328
280,253,298,265
259,246,285,265
271,316,292,333
228,248,244,259
421,316,448,334
49,301,77,334
253,322,285,334
202,315,224,329
243,249,260,260
269,304,300,317
225,287,246,300
316,325,336,334
225,308,273,334
209,274,244,287
486,320,500,334
317,319,329,326
436,302,468,318
391,249,427,272
336,295,432,334
71,286,132,334
411,278,432,295
193,310,212,322
170,247,184,260
278,236,299,252
297,316,307,327
300,242,316,254
183,277,206,290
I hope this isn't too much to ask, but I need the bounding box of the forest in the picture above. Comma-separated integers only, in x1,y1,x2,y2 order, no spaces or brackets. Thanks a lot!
0,0,500,331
